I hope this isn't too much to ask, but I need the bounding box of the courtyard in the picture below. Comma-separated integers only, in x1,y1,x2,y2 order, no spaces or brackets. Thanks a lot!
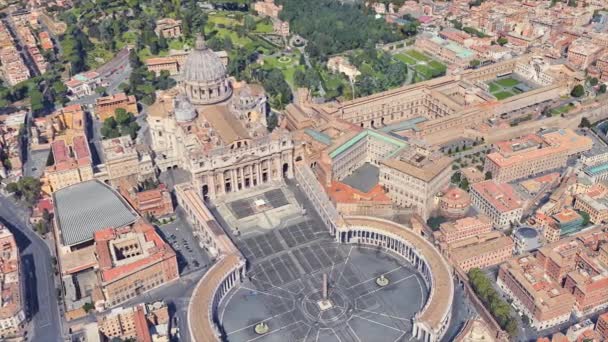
487,76,535,100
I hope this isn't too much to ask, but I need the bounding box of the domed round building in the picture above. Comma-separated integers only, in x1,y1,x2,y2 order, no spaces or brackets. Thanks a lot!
182,35,232,105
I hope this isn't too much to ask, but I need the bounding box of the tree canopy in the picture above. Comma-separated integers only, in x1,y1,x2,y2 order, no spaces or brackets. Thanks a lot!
277,0,404,60
571,84,585,97
468,268,518,336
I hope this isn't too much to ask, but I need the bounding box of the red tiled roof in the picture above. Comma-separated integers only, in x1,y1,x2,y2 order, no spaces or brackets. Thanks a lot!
94,222,175,283
134,305,153,342
471,181,522,213
51,140,69,163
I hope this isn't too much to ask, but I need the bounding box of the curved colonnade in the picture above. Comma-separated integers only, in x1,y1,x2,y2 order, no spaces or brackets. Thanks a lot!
182,184,453,342
340,216,454,342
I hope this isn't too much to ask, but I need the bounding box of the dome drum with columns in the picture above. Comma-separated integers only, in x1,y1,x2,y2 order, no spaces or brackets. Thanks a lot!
182,35,232,105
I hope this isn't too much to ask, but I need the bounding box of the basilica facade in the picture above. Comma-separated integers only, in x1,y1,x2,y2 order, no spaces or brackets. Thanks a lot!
147,36,295,201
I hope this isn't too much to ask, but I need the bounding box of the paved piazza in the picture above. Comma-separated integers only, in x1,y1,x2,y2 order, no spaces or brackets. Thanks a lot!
220,237,428,342
192,183,473,342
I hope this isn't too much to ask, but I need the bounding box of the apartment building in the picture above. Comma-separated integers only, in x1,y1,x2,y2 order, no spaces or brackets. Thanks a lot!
435,215,493,247
596,312,608,340
0,226,25,339
574,185,608,225
567,38,604,70
97,301,170,342
499,227,608,330
446,231,514,272
470,180,523,229
497,256,576,330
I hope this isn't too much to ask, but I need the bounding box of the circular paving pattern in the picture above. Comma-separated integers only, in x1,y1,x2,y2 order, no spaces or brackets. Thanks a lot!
219,241,429,342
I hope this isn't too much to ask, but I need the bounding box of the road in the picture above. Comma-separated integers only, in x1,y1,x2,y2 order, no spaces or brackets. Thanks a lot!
0,195,62,342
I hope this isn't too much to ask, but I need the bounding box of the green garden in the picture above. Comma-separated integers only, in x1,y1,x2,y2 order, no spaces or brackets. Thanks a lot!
487,77,528,100
393,49,446,81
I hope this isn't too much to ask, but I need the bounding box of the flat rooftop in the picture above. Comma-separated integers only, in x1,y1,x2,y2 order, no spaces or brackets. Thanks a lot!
54,180,138,246
341,162,380,193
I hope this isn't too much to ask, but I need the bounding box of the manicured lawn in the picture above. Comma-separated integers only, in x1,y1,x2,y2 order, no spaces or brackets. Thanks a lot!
393,50,445,81
212,27,253,46
283,65,305,87
429,60,446,71
404,49,431,62
415,64,434,78
262,52,304,87
394,53,417,65
488,82,501,93
255,21,274,33
495,77,520,87
208,13,241,26
494,91,514,100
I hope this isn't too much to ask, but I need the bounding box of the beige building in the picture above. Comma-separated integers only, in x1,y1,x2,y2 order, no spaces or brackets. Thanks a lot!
45,135,94,192
567,38,603,70
574,192,608,224
317,129,451,220
435,215,492,247
308,56,568,143
484,129,591,183
254,0,282,18
445,230,514,272
438,187,471,218
327,56,361,81
98,301,170,342
101,136,155,185
470,180,523,229
147,35,295,201
380,148,452,220
154,18,182,39
0,226,25,340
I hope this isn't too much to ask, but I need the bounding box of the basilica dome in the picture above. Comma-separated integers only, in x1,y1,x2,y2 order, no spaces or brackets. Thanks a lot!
182,35,232,105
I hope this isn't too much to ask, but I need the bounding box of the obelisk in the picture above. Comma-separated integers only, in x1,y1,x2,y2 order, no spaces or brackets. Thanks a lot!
322,273,328,300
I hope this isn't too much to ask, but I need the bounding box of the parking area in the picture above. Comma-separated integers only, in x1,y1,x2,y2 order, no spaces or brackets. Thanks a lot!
24,149,49,178
156,209,211,275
